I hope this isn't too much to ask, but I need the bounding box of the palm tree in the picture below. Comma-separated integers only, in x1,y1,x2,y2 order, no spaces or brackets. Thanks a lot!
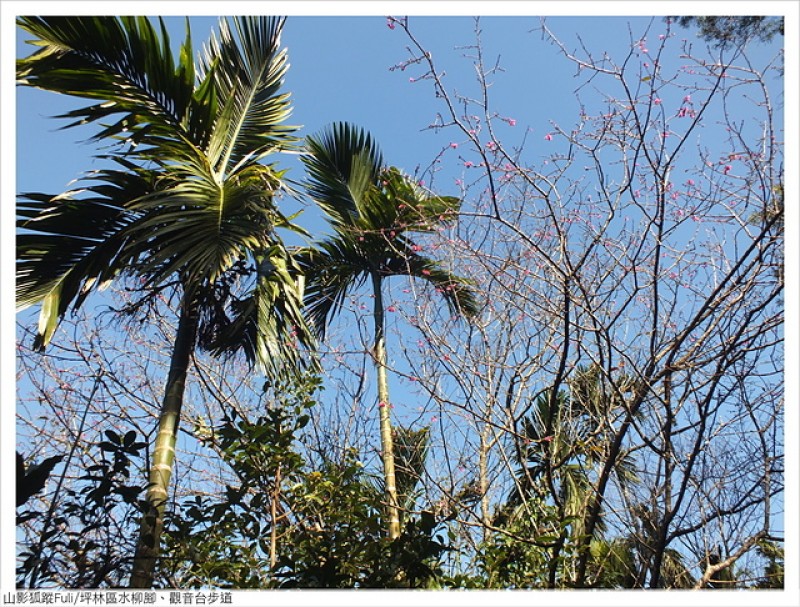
16,16,313,587
495,365,640,586
298,123,479,538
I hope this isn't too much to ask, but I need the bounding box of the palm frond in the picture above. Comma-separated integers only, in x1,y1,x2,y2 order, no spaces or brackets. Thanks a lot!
387,251,480,318
393,426,430,508
302,122,383,228
296,239,370,338
17,16,197,147
16,166,154,348
122,159,286,288
200,17,298,176
588,538,638,588
199,246,316,379
369,166,462,233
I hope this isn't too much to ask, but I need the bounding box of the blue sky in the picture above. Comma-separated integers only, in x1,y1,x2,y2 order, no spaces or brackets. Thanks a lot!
4,2,799,600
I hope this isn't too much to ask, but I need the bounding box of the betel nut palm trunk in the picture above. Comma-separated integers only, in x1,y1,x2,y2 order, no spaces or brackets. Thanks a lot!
129,293,199,587
372,271,401,539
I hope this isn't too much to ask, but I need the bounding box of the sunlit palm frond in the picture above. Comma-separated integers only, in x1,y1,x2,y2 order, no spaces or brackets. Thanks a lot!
200,17,298,176
17,16,197,147
121,159,286,288
367,166,462,233
588,538,638,588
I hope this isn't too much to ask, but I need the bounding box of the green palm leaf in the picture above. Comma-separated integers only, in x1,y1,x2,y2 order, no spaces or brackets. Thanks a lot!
17,164,154,349
296,238,369,337
200,17,298,176
199,245,316,378
17,16,198,146
303,122,383,228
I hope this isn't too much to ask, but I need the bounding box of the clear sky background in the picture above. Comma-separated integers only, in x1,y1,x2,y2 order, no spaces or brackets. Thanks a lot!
3,1,799,602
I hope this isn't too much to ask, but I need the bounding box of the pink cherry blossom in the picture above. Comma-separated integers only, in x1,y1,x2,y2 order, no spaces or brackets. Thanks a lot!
450,142,459,149
544,133,553,141
653,97,662,105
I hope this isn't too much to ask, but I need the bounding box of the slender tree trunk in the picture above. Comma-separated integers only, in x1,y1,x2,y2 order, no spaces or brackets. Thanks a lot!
478,424,491,537
129,294,199,588
269,463,281,571
372,271,401,539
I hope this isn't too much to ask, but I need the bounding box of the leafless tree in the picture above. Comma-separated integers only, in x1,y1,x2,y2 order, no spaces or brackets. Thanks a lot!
378,15,784,587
